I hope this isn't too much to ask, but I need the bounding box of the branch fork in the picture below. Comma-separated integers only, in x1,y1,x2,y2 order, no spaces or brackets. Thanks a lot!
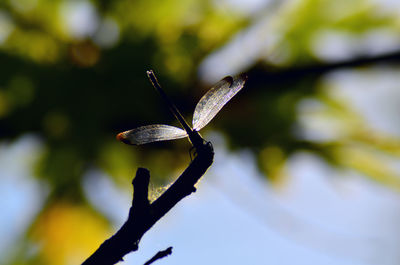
82,143,214,265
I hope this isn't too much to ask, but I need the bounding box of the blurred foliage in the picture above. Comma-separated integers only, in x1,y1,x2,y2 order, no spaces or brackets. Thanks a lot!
25,202,110,265
2,0,400,264
0,0,249,199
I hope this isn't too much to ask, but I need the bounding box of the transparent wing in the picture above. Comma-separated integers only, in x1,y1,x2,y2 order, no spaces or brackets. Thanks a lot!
117,124,187,145
192,73,247,131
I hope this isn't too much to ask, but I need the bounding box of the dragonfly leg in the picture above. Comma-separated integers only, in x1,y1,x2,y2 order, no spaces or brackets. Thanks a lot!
189,146,197,161
191,141,213,160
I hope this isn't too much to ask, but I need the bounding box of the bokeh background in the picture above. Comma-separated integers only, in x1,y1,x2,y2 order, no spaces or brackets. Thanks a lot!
2,0,400,264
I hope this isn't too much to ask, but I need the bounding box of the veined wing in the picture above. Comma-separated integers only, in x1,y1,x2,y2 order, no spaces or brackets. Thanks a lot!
117,124,187,145
192,73,247,131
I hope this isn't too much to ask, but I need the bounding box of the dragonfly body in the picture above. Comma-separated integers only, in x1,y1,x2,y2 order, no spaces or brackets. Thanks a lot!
117,70,247,150
146,71,207,149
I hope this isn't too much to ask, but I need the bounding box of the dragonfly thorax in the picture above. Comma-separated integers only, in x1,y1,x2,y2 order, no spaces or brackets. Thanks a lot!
187,130,206,149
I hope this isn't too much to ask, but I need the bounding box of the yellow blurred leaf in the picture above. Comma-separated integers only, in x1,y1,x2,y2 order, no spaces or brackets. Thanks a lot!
31,202,111,265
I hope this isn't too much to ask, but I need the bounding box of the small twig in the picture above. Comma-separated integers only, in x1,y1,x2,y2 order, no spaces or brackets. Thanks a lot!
144,247,173,265
81,143,213,265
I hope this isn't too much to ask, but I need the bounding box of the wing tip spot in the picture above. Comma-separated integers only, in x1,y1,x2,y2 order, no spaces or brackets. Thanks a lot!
117,132,134,145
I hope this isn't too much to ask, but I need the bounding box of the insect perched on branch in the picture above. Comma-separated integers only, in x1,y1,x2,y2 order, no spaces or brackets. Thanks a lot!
117,70,247,151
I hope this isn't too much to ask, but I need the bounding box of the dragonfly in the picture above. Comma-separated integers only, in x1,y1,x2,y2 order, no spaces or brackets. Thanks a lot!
117,70,247,150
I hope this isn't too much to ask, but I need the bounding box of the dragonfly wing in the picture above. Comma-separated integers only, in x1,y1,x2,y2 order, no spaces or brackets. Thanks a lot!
117,124,187,145
192,73,247,131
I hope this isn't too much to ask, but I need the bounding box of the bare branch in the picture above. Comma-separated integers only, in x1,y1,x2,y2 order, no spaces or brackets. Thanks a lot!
143,247,173,265
81,143,214,265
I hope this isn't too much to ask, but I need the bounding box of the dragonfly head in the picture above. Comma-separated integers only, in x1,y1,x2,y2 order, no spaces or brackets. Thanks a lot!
188,130,214,157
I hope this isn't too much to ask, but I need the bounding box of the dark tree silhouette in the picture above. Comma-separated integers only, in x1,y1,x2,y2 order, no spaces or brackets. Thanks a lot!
82,142,214,265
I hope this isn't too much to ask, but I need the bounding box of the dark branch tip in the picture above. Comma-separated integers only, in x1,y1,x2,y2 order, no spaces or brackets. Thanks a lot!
132,168,150,185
